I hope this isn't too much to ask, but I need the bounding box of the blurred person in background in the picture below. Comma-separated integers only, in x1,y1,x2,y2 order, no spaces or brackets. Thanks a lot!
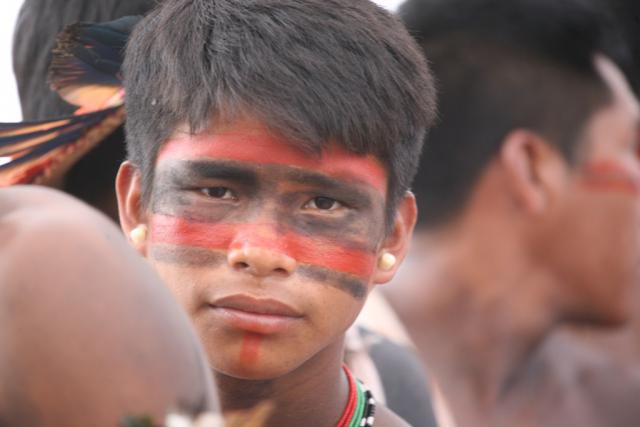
381,0,640,425
11,0,155,220
0,186,220,427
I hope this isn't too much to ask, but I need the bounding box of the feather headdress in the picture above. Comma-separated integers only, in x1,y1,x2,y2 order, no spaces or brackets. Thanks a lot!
0,16,139,186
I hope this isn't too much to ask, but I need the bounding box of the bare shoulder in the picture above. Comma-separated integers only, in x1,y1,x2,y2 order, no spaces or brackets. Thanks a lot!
0,185,114,247
0,186,220,425
0,186,171,313
374,404,411,427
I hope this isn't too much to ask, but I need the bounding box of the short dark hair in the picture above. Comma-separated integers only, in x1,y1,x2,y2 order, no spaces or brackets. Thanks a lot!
399,0,629,229
604,0,640,94
123,0,436,225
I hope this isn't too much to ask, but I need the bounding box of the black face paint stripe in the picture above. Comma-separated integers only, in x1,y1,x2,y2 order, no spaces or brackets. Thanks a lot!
150,244,368,299
297,265,368,299
150,245,227,267
150,158,386,260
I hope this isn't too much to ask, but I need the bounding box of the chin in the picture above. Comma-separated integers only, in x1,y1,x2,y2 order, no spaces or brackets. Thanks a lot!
215,356,305,381
571,300,632,329
600,284,635,327
601,302,633,327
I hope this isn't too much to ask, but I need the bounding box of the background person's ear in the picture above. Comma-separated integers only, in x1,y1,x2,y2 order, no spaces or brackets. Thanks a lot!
372,192,417,284
499,129,569,216
115,161,149,256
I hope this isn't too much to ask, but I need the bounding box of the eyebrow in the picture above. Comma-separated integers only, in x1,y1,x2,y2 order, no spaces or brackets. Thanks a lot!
283,168,375,207
162,160,259,187
158,159,377,206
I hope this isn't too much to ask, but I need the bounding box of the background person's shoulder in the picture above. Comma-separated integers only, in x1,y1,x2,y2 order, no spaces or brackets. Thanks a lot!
374,403,412,427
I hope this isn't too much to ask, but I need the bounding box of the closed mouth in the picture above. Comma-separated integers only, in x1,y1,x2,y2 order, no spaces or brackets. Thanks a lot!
210,294,303,318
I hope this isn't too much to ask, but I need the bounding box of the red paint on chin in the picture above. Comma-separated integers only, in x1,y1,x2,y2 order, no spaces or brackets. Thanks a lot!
240,333,262,365
581,160,640,196
150,215,376,278
157,128,387,194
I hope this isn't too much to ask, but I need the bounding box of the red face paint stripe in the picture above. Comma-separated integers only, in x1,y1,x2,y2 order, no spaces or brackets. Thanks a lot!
581,179,640,195
157,133,387,194
150,242,368,298
150,214,376,278
584,160,636,174
240,333,262,366
581,160,640,196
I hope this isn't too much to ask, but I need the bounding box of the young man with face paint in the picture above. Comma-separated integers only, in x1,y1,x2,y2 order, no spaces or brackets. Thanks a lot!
8,2,435,419
115,0,436,426
6,0,435,422
385,0,640,426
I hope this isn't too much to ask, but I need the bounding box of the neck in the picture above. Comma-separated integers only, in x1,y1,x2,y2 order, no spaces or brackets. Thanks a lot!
215,337,349,427
408,229,561,426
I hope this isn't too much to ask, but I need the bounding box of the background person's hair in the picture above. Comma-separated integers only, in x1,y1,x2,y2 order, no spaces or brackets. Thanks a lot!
12,0,156,215
123,0,436,227
604,0,640,94
399,0,630,229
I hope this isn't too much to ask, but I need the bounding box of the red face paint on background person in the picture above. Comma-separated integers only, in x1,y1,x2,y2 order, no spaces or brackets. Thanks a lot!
142,118,392,378
580,159,640,196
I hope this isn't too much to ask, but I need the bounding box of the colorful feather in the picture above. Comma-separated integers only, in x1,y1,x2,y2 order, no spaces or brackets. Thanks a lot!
0,107,125,186
1,16,138,186
48,16,138,109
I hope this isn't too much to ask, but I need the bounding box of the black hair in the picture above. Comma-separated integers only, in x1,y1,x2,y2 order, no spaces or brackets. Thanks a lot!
603,0,640,94
399,0,629,229
12,0,156,218
123,0,436,225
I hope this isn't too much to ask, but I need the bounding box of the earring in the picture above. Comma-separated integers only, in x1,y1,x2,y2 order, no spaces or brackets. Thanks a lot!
378,252,396,271
130,224,148,246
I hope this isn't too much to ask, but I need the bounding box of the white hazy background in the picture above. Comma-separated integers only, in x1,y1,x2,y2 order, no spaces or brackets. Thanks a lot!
0,0,404,122
0,0,25,121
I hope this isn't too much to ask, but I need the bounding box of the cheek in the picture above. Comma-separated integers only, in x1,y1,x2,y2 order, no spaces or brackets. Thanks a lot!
575,161,640,254
149,214,233,249
546,188,640,288
580,159,640,196
147,256,207,313
306,286,368,337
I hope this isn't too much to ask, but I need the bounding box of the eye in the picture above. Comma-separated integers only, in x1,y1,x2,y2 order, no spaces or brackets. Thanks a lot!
199,187,236,200
304,196,343,211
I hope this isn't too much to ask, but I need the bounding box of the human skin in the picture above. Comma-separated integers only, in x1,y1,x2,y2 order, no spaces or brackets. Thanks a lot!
384,55,640,427
117,117,415,426
0,186,219,427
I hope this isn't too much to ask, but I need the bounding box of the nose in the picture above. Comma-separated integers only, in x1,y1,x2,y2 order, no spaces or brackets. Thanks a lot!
227,244,297,277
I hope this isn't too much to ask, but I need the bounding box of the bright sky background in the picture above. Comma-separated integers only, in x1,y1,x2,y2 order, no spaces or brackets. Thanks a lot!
0,0,404,122
0,0,25,121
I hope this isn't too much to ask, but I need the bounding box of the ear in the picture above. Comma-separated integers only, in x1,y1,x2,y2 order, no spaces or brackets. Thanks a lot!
115,161,148,256
372,192,417,284
499,129,568,215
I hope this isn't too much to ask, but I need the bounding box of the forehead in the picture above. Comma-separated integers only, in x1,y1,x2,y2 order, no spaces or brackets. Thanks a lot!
156,121,388,193
582,55,640,156
595,54,640,118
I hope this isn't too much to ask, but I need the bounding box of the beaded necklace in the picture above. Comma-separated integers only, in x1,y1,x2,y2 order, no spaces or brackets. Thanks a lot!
336,365,376,427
